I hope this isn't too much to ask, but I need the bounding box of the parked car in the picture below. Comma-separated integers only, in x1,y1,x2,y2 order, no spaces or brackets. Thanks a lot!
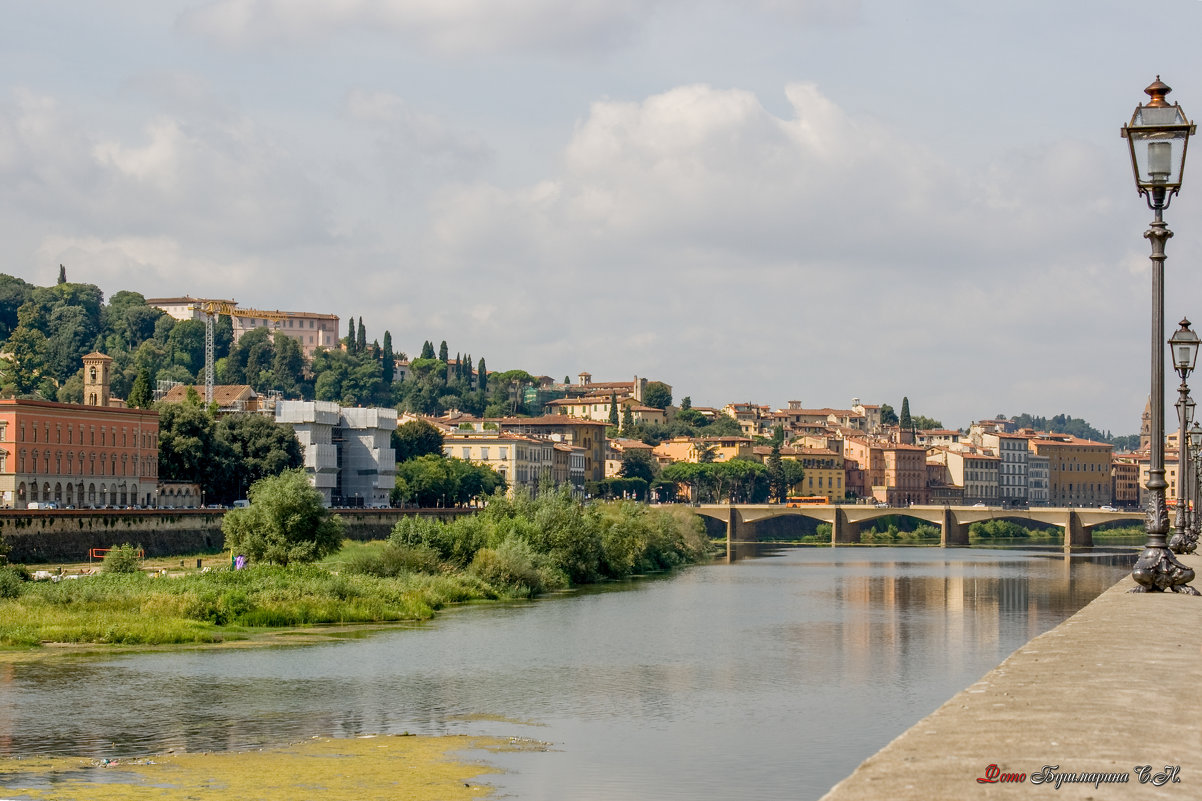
1100,505,1118,512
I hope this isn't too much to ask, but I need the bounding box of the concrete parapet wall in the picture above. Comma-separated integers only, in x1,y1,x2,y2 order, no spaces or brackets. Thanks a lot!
0,508,475,563
819,554,1202,800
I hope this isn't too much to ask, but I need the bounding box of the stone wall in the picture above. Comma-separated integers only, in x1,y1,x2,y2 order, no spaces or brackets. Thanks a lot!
0,508,473,563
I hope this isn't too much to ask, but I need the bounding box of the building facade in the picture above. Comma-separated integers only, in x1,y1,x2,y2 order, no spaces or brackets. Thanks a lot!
276,401,395,506
147,296,340,359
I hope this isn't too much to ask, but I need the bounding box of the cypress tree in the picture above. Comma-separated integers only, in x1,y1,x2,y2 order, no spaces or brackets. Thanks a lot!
420,341,435,359
900,397,912,430
356,319,366,352
477,357,487,393
347,316,356,350
381,331,395,383
438,340,449,362
622,404,635,431
57,264,67,284
609,392,619,426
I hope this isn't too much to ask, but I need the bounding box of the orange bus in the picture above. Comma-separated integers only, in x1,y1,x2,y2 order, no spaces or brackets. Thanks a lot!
786,496,829,507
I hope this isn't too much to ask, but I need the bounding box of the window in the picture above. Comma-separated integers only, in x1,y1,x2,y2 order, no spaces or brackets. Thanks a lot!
499,447,508,460
462,447,471,459
480,448,490,460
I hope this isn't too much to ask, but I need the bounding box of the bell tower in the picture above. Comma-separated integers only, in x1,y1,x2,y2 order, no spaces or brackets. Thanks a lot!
1140,396,1152,452
82,352,113,407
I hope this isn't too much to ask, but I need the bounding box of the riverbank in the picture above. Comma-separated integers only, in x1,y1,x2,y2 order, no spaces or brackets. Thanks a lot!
0,496,714,647
819,552,1202,800
0,734,531,800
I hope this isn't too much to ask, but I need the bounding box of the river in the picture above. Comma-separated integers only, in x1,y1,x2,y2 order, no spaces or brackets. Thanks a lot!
0,545,1134,800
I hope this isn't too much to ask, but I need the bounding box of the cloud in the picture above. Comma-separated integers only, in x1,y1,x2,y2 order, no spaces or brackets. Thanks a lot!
345,89,491,179
177,0,658,55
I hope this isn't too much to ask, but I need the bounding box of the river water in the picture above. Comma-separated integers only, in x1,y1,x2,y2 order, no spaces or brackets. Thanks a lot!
0,546,1133,800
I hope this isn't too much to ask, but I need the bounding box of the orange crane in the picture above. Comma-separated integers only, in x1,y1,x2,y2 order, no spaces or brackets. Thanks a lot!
192,300,287,404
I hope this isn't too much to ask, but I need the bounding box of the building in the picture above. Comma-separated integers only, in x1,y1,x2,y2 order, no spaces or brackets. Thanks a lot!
275,401,395,506
160,384,261,413
752,446,846,501
450,416,608,483
147,295,340,359
544,394,667,427
1112,455,1141,508
0,353,159,509
980,432,1030,506
1026,433,1113,507
654,436,754,465
442,430,554,497
606,438,657,477
927,447,1000,505
1028,453,1050,505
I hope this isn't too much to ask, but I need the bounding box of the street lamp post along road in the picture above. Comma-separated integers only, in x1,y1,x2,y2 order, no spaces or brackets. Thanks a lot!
1122,77,1199,594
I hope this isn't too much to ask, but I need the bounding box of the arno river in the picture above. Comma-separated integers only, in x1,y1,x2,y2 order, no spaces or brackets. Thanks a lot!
0,546,1134,800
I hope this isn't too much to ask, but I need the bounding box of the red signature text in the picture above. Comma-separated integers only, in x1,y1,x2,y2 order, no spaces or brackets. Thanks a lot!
977,764,1027,784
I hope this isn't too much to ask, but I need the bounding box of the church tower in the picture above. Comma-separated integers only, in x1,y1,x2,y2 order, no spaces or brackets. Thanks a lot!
82,352,113,407
1140,396,1152,452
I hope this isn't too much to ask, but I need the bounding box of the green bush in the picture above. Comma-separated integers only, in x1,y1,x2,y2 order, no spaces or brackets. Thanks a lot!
102,543,144,574
468,538,567,597
0,565,26,599
343,543,444,578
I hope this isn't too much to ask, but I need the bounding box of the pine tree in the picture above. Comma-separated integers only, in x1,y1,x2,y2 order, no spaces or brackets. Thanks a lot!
438,340,449,362
57,264,67,285
381,331,394,383
127,368,153,408
900,397,913,430
477,357,487,393
609,392,619,426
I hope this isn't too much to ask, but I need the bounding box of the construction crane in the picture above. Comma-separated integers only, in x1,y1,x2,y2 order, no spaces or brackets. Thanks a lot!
192,300,288,405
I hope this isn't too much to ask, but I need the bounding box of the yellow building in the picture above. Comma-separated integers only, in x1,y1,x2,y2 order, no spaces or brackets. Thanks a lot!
753,446,846,500
1025,433,1114,507
654,436,753,464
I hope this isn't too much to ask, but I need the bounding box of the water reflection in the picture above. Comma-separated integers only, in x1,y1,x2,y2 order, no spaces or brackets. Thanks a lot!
0,548,1134,801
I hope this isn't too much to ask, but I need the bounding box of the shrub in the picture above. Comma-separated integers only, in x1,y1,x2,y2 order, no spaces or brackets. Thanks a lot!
102,543,143,574
0,565,26,599
468,538,567,597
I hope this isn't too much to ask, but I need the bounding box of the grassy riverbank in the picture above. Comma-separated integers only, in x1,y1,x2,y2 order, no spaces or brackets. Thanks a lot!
0,494,713,647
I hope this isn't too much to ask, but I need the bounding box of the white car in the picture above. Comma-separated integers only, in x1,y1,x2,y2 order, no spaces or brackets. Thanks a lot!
1100,505,1118,512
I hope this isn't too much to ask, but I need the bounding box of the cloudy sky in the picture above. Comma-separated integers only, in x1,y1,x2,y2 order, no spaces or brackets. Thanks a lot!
4,1,1202,434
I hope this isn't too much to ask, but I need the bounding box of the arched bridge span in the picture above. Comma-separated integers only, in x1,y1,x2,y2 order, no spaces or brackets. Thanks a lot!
694,504,1143,553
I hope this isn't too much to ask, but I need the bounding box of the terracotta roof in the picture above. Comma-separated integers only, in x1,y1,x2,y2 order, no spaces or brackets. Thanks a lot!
161,384,256,405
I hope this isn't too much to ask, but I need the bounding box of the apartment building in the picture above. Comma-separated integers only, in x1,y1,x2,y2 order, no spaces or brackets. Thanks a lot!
927,447,1000,505
442,430,554,497
1026,433,1113,507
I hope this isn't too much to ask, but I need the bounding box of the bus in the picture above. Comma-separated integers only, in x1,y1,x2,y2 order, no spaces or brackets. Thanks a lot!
786,496,830,507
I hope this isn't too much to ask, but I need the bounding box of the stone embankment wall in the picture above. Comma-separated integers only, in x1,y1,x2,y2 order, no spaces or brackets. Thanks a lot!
0,508,472,563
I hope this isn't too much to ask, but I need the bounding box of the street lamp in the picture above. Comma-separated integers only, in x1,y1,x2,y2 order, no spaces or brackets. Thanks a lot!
1186,420,1202,552
1169,324,1198,553
1123,78,1199,593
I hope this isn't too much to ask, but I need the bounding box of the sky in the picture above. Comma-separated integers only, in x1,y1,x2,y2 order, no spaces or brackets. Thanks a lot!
4,1,1202,436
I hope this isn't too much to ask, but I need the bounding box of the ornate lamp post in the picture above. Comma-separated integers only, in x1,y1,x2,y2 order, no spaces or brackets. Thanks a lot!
1169,324,1198,553
1122,78,1199,593
1186,420,1202,551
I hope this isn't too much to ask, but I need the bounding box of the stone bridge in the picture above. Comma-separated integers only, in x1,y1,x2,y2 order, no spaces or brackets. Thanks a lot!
694,504,1144,555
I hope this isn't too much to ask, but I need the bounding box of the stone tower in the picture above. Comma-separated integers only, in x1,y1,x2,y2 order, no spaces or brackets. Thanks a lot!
82,352,113,407
1140,396,1152,452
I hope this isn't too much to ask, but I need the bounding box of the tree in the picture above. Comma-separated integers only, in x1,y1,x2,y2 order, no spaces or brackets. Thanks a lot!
438,340,449,362
222,469,345,566
127,369,153,408
347,316,356,350
619,450,657,483
643,381,672,410
899,397,912,430
622,404,635,431
270,332,306,397
157,401,237,500
216,414,304,499
911,415,943,431
767,442,786,503
393,419,446,462
880,403,898,426
680,396,692,410
608,392,619,426
381,330,394,384
477,357,487,393
356,319,367,352
57,264,67,285
420,340,435,359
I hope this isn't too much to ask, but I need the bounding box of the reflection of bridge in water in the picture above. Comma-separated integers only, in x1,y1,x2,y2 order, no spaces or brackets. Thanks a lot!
695,504,1144,556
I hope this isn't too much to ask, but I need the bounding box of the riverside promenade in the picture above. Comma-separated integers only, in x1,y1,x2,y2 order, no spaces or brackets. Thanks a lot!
820,553,1201,800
